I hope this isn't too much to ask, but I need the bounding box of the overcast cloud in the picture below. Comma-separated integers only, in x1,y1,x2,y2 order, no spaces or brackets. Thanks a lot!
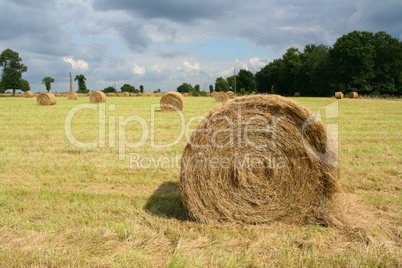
0,0,400,93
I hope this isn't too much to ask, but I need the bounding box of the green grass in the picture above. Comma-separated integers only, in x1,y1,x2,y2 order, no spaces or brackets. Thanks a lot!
0,95,401,267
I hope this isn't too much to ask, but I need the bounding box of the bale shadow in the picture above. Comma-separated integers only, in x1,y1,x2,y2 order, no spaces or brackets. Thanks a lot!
144,181,190,221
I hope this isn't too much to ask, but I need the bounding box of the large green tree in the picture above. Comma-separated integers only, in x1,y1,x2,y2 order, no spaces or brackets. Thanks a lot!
330,31,376,94
215,77,229,92
42,76,54,92
74,74,88,93
0,49,28,95
120,84,138,93
177,82,193,93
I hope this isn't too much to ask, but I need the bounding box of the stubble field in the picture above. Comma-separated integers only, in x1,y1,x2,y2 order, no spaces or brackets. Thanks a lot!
0,95,400,267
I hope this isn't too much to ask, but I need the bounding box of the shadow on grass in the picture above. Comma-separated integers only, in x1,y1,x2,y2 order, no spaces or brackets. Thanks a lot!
144,181,190,221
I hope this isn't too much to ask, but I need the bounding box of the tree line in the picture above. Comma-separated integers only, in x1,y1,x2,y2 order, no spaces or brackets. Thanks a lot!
179,31,401,97
1,30,400,97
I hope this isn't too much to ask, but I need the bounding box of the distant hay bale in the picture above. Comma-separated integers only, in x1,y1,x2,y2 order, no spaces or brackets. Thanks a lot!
334,92,344,99
66,91,78,100
121,91,129,97
23,91,34,98
227,91,235,99
160,91,184,112
214,91,228,102
294,92,301,97
211,91,218,98
106,92,117,97
348,92,358,99
90,91,107,103
36,93,57,106
179,94,338,225
183,93,190,97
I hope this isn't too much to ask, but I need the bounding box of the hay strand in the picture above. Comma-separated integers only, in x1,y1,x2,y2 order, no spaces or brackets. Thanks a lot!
179,94,338,225
90,91,107,103
36,93,57,106
160,91,184,112
23,91,34,98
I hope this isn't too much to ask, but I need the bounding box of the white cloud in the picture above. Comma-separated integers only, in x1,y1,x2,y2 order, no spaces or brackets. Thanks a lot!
131,63,146,75
63,57,89,71
183,60,200,71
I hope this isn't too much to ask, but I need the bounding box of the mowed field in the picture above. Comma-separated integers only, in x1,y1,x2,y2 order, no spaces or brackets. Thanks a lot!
0,95,400,267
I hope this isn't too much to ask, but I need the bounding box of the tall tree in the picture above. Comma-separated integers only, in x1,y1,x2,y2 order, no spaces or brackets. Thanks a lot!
0,49,28,95
140,85,144,93
42,76,54,92
74,74,88,93
209,84,213,93
330,31,376,94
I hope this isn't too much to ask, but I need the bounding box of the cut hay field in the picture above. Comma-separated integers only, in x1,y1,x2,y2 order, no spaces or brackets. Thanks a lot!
0,95,400,267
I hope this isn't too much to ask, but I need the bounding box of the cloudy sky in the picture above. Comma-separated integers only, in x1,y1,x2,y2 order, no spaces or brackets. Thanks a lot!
0,0,401,93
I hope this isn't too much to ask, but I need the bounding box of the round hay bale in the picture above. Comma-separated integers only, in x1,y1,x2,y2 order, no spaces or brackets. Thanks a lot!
90,91,107,103
334,92,344,99
160,91,184,112
227,91,235,99
294,92,301,97
121,91,129,97
179,94,338,225
214,91,228,102
66,91,78,100
348,92,358,98
183,93,190,97
36,93,57,106
211,91,218,98
23,91,34,98
106,92,117,97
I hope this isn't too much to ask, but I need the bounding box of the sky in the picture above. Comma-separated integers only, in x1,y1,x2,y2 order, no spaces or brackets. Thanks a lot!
0,0,401,93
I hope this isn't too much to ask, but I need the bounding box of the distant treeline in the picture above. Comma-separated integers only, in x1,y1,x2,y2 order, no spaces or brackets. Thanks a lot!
209,30,401,97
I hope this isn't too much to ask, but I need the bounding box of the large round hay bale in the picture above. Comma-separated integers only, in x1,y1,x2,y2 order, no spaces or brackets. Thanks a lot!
211,91,218,98
334,92,344,99
160,91,184,112
121,91,129,97
66,91,78,100
23,91,34,98
214,91,228,102
294,92,301,97
227,91,235,99
90,91,107,103
179,94,338,225
348,92,358,98
36,93,57,106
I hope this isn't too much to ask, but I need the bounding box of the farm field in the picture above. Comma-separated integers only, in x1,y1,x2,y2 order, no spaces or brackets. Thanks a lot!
0,95,401,267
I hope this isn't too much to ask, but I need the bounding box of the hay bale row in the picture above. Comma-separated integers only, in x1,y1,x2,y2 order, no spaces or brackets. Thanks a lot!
37,93,57,106
160,91,184,112
211,91,218,98
66,91,78,100
90,91,106,103
23,91,34,98
294,92,301,97
334,92,344,99
179,94,338,225
348,92,358,98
